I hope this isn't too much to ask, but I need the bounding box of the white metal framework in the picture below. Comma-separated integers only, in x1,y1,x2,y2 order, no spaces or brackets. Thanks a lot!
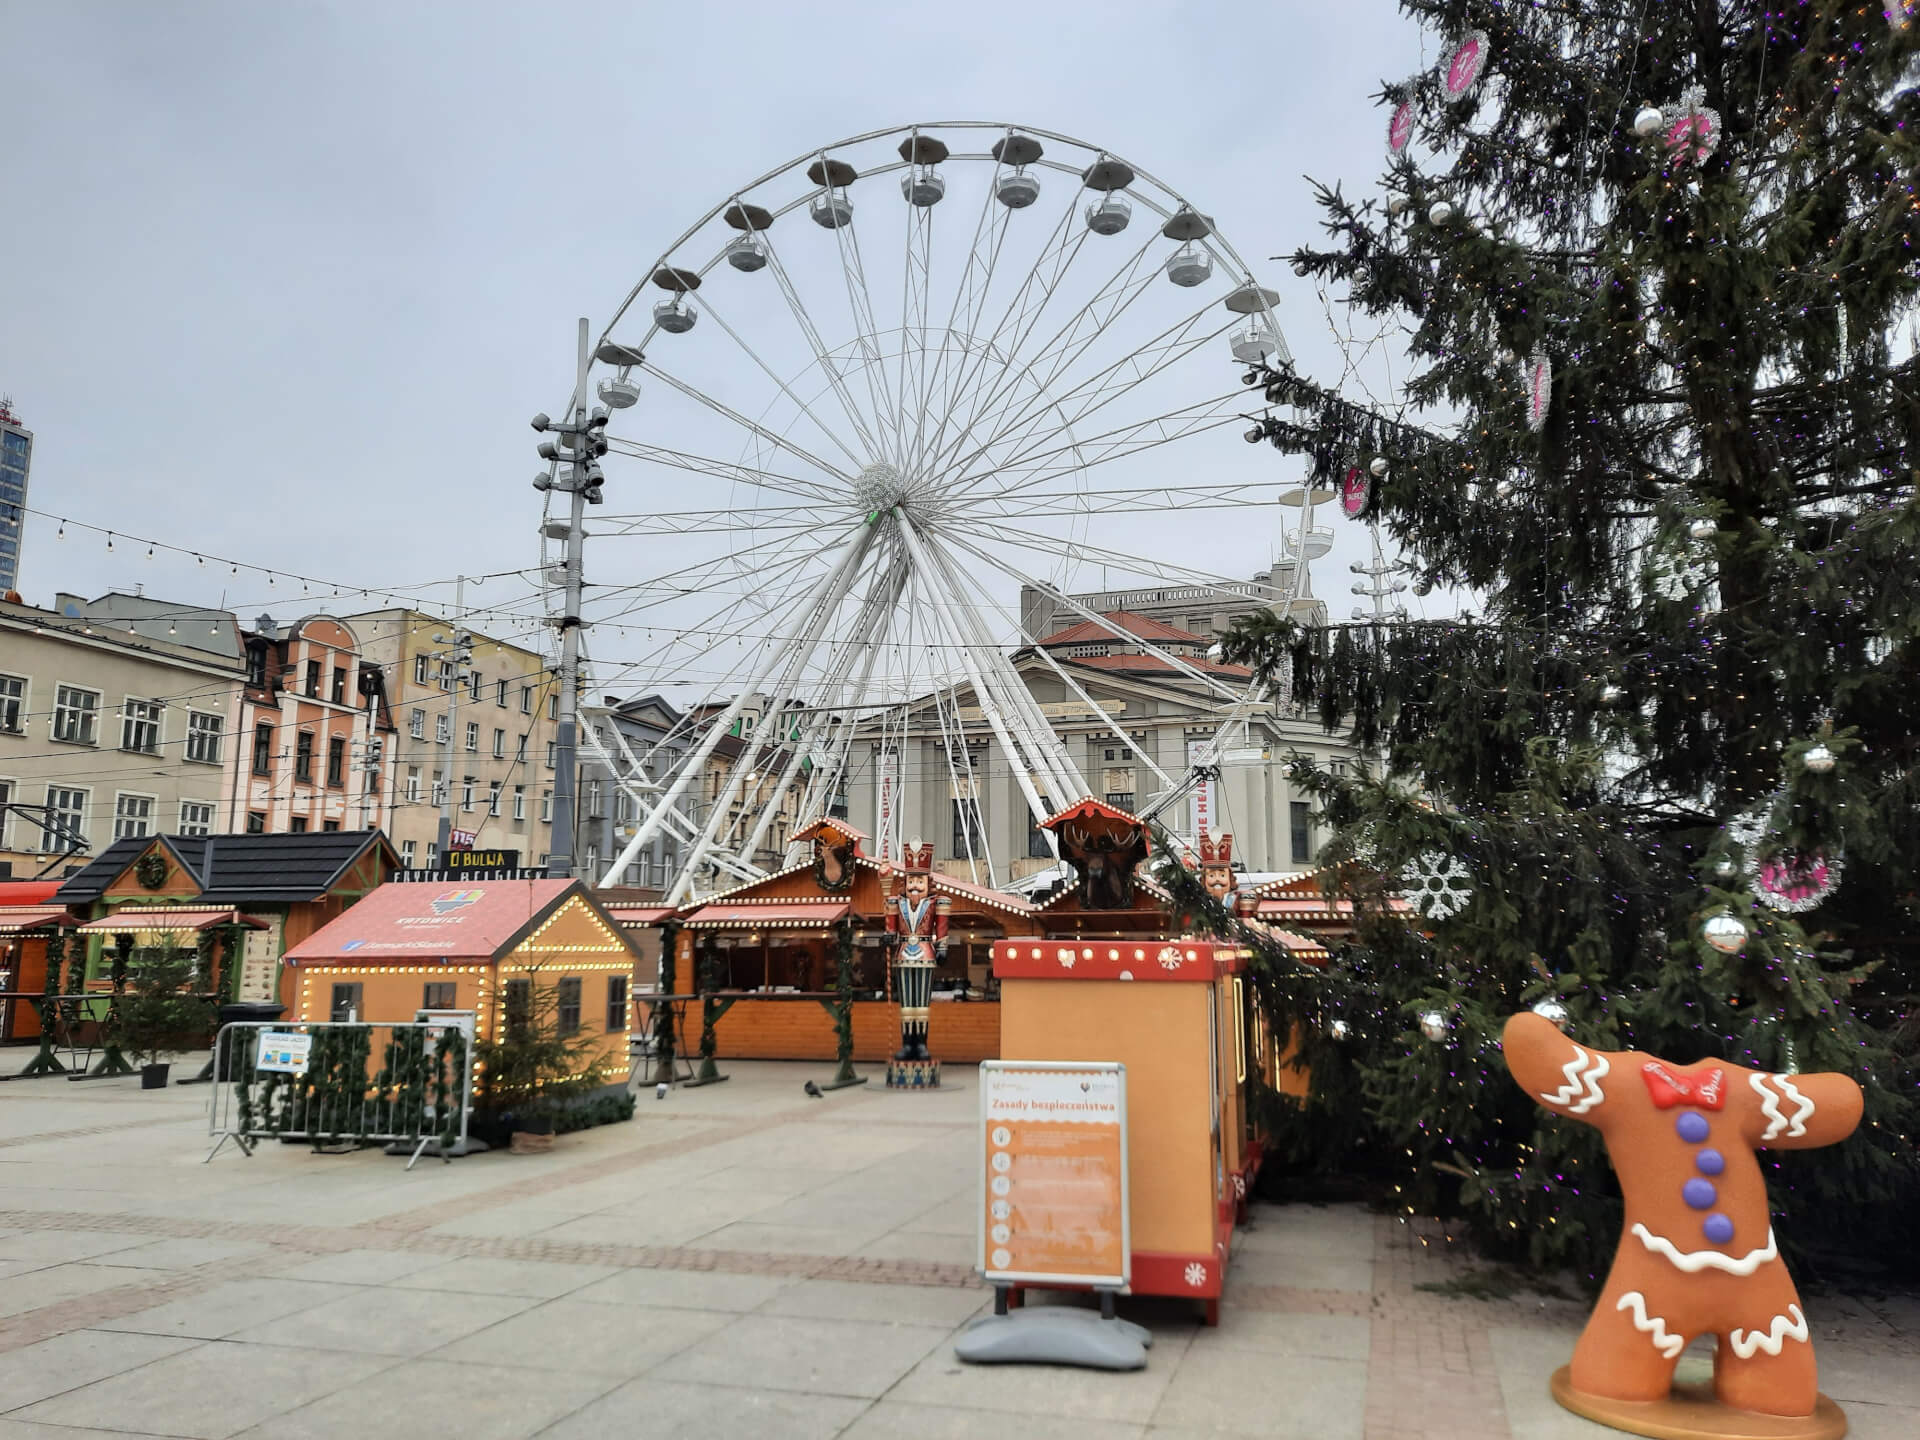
542,122,1312,900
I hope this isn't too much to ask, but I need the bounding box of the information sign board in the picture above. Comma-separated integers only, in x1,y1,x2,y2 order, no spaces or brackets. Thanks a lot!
255,1030,312,1075
978,1061,1129,1288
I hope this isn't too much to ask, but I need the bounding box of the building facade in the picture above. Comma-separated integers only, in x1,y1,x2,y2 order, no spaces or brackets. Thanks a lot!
579,693,691,893
0,400,31,594
0,595,246,877
1019,561,1325,645
343,608,561,872
227,615,397,838
842,611,1357,887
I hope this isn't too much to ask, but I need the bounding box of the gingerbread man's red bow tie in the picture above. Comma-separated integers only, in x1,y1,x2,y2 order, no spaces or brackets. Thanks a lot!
1640,1061,1728,1110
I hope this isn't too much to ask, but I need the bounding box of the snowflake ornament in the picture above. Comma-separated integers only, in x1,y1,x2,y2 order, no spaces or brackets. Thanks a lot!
1184,1262,1208,1288
1401,850,1474,921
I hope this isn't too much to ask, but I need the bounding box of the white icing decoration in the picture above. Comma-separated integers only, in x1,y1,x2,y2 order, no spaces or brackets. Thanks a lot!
1616,1291,1686,1359
1750,1072,1813,1140
1729,1305,1808,1359
1632,1223,1778,1276
1539,1045,1610,1114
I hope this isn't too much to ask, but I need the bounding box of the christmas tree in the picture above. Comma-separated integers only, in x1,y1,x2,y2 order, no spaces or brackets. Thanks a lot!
1227,0,1920,1275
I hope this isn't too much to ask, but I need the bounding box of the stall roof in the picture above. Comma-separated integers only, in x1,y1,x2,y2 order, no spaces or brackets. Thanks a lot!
55,831,396,905
283,879,591,963
680,900,850,931
75,907,267,934
608,905,676,928
0,905,77,936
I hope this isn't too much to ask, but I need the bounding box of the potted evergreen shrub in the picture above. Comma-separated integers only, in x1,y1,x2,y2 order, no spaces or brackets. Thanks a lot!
475,972,606,1153
114,950,216,1089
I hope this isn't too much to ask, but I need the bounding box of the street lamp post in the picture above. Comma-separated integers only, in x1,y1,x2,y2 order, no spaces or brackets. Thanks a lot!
533,319,608,880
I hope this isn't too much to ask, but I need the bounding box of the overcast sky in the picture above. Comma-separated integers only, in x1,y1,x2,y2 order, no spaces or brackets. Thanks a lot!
2,1,1434,683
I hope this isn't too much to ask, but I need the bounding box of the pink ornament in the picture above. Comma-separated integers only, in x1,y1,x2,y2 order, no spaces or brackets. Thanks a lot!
1525,352,1552,432
1443,31,1490,101
1660,86,1722,165
1753,852,1841,914
1341,465,1372,519
1388,100,1416,154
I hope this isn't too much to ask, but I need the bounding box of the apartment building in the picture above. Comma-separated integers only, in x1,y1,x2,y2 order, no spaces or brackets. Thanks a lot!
0,594,246,876
343,608,560,871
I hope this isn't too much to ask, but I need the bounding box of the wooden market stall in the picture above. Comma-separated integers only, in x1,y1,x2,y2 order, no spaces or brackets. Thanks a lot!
0,883,75,1043
281,877,642,1077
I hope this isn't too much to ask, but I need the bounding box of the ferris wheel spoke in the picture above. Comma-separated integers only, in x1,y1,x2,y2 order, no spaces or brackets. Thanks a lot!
603,439,845,509
949,390,1248,508
895,200,938,482
828,214,904,467
691,291,878,473
757,233,891,464
640,363,855,490
594,508,829,538
955,514,1278,605
588,519,843,610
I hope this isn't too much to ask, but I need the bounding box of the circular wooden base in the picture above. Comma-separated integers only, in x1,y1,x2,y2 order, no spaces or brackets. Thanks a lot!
1551,1367,1847,1440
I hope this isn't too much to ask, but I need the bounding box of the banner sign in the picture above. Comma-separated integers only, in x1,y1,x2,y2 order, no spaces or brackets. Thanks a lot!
446,848,520,871
397,867,547,882
875,750,899,863
255,1030,312,1075
979,1061,1130,1288
1187,738,1219,840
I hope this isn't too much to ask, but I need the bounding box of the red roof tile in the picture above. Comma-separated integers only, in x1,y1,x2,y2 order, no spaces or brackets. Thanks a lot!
1035,610,1209,648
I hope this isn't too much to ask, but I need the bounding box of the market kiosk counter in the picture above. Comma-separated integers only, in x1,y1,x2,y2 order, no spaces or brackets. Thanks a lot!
991,935,1251,1323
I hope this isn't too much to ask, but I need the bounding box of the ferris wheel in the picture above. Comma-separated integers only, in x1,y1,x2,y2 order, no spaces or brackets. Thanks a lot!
540,121,1315,901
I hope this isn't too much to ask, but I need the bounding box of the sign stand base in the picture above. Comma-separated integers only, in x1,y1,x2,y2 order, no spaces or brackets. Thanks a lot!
955,1302,1151,1371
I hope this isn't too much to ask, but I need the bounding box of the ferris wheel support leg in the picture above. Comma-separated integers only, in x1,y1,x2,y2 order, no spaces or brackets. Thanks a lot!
890,514,1060,839
599,524,873,889
663,526,879,902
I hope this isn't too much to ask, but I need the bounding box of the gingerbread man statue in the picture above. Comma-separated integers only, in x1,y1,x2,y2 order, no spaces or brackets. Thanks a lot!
1501,1012,1861,1430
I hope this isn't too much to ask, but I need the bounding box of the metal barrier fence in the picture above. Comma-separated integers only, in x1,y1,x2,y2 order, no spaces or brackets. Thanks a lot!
206,1018,475,1169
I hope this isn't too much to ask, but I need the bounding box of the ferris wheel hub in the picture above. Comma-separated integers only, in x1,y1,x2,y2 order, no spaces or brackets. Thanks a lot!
852,460,911,516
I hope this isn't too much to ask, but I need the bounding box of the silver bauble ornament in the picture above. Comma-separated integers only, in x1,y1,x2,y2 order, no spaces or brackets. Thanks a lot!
1494,479,1515,500
1688,518,1717,541
1418,1009,1450,1042
1802,744,1836,774
1428,201,1455,225
1599,683,1625,706
1703,912,1749,954
1329,1019,1351,1041
1369,456,1389,477
1713,858,1738,879
1633,106,1664,137
1531,998,1571,1031
1388,194,1410,216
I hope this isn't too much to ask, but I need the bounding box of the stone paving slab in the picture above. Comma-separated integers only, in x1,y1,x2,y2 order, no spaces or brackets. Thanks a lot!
0,1059,1911,1440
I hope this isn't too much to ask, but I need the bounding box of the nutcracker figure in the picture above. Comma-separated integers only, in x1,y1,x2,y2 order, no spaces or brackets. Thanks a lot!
884,840,947,1089
1197,831,1239,910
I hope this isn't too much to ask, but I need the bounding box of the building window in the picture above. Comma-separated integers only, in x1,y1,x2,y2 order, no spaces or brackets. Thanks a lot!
426,841,438,867
951,798,985,858
461,777,475,811
512,785,526,820
431,772,447,805
540,789,552,822
304,659,322,698
322,819,340,831
326,735,346,788
331,666,347,704
1290,800,1313,866
51,686,99,745
520,685,532,714
423,981,456,1010
290,816,308,833
294,731,315,783
516,734,527,762
414,654,430,684
1329,757,1350,778
492,728,506,759
120,698,162,754
185,711,223,765
547,693,559,721
495,679,508,708
468,671,483,702
401,839,417,868
465,721,479,752
113,793,154,839
246,645,268,689
585,780,601,816
406,767,422,802
503,977,532,1040
329,983,363,1023
545,741,557,770
246,811,267,834
47,786,87,851
252,722,274,775
606,975,629,1032
488,780,502,816
584,844,600,876
0,673,24,733
556,977,582,1036
178,800,214,837
435,713,450,744
1026,798,1053,859
1104,792,1135,812
438,658,454,692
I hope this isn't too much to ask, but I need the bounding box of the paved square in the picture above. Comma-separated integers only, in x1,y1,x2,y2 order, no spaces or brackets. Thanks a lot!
0,1058,1913,1439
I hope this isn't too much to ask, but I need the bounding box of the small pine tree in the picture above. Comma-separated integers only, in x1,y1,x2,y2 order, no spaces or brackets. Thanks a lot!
1228,0,1920,1276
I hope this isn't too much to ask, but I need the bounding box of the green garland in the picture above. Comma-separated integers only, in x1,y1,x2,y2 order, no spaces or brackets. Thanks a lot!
653,919,680,1083
696,938,721,1066
829,917,856,1084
